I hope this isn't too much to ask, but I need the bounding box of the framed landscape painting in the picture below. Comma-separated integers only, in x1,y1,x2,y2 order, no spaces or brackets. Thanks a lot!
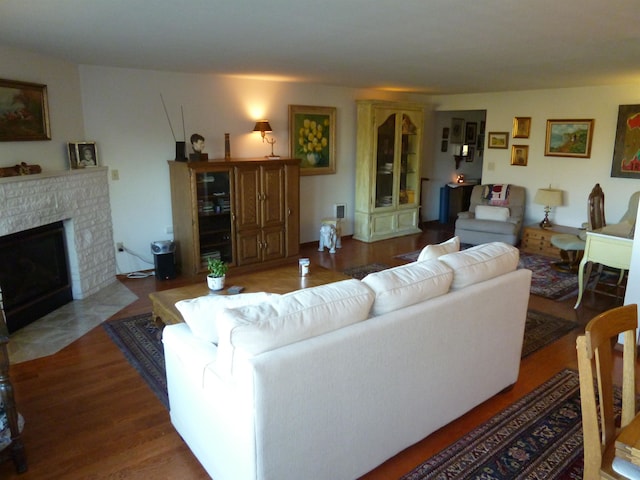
487,132,508,149
0,78,51,141
611,104,640,178
289,105,336,175
544,119,594,158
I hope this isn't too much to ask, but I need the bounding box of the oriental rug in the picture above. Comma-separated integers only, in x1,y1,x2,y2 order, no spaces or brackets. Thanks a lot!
104,309,576,412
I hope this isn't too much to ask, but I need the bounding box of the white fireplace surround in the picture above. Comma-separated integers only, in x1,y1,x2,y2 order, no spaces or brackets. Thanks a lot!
0,168,116,299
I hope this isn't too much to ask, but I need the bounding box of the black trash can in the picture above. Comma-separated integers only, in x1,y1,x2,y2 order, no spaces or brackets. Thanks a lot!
151,240,176,280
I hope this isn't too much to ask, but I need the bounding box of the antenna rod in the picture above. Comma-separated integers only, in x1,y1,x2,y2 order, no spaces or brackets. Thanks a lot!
160,93,177,141
181,105,186,142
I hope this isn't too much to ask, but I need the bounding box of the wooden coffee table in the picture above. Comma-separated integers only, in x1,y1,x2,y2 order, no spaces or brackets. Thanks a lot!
149,262,350,326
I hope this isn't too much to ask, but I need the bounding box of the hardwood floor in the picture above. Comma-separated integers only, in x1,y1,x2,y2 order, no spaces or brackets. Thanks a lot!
0,222,625,479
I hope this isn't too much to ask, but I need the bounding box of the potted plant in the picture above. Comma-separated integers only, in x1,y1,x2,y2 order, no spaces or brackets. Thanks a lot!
206,257,228,291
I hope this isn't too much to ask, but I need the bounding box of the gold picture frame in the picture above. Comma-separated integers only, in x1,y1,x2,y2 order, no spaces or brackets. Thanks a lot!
544,119,594,158
0,78,51,141
510,145,529,166
288,105,336,175
512,117,531,138
487,132,509,149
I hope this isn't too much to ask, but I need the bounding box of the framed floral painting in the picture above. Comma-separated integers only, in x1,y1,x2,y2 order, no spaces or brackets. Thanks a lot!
288,105,336,175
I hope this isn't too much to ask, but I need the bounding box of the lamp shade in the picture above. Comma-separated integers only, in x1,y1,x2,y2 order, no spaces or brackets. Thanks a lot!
253,120,272,133
534,188,563,207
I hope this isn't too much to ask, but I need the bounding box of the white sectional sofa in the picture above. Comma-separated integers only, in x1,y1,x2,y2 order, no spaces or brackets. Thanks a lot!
162,241,532,480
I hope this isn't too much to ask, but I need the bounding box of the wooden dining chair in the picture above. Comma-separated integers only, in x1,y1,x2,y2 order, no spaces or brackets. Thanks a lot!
577,303,637,480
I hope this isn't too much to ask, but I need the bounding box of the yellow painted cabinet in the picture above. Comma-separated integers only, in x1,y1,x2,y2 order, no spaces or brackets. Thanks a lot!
354,100,424,242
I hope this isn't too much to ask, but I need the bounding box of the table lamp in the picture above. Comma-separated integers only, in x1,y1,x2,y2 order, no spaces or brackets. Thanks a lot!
534,188,563,229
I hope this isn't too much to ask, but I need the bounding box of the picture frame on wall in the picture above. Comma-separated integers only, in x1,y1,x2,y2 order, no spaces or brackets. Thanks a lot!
68,142,98,169
466,146,475,162
510,145,529,166
440,140,448,152
0,78,51,141
465,122,477,144
450,118,464,143
288,105,336,175
611,104,640,178
487,132,508,149
512,117,531,138
544,119,594,158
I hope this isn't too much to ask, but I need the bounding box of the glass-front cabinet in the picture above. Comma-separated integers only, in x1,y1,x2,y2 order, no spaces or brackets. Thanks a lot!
354,100,424,242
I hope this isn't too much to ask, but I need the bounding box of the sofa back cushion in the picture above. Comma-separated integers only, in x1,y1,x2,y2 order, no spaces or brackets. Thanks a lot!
216,279,374,375
438,242,519,290
416,236,460,262
175,292,279,344
361,260,453,316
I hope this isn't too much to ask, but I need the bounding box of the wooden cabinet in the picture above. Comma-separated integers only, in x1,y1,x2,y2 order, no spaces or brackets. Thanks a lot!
354,100,424,242
521,224,581,257
168,158,299,276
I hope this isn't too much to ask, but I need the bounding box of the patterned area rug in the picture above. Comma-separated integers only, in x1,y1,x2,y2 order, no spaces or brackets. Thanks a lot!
104,308,575,412
393,248,616,300
342,263,390,280
401,368,585,479
103,314,168,409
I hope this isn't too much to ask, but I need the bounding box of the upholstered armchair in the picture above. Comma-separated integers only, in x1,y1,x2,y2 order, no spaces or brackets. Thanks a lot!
454,184,526,245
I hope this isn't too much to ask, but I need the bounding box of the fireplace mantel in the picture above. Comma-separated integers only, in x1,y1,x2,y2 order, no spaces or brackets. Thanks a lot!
0,167,116,299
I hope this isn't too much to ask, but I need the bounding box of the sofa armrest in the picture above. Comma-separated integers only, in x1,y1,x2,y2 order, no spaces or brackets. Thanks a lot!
162,323,218,386
457,211,474,219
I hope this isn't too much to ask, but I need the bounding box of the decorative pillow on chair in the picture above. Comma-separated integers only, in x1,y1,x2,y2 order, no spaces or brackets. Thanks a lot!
416,236,460,262
474,205,510,222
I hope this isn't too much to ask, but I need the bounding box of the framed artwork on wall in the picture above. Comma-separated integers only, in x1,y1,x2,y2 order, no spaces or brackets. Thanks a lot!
487,132,508,149
512,117,531,138
611,104,640,178
68,142,98,169
0,78,51,141
544,119,594,158
288,105,336,175
450,118,464,143
465,122,477,143
511,145,528,166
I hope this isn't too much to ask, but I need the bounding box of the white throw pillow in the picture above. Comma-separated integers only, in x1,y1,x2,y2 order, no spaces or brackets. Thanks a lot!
216,279,374,375
361,260,453,316
474,205,510,222
416,236,460,262
175,292,279,344
438,242,519,290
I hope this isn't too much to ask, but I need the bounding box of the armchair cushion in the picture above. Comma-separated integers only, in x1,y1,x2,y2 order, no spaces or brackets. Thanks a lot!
474,205,510,222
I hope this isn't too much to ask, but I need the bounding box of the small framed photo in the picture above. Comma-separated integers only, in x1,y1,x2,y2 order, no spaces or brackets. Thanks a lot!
487,132,509,149
440,140,448,152
442,127,449,139
465,122,477,143
68,142,98,169
512,117,531,138
544,119,594,158
510,145,529,166
466,146,475,162
450,118,464,143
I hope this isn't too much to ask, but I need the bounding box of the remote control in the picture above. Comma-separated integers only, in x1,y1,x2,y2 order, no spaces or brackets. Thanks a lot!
227,285,245,294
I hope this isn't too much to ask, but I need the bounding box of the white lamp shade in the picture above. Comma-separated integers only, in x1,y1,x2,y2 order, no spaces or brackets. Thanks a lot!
534,188,563,207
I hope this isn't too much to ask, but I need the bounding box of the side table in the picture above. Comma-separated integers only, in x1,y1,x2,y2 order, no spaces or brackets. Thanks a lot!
520,224,581,258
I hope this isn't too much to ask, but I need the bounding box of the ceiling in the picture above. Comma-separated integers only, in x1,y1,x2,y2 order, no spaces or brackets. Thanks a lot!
2,0,640,95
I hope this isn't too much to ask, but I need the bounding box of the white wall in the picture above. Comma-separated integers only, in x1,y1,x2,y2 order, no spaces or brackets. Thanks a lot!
78,66,424,273
431,85,640,228
0,46,85,169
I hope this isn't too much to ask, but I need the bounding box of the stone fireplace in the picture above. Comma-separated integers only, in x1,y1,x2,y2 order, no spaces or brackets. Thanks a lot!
0,168,117,326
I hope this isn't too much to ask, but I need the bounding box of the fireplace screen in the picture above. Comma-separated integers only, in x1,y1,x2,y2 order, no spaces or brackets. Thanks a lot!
0,221,72,333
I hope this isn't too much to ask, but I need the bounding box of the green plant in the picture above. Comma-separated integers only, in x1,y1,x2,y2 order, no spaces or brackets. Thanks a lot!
207,257,228,278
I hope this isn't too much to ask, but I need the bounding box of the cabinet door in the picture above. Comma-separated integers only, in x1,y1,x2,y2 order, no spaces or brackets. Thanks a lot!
234,166,260,231
398,112,420,207
374,112,397,209
261,163,285,228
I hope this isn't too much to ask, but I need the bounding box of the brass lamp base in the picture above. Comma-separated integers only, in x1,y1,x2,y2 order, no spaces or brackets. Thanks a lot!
539,213,553,229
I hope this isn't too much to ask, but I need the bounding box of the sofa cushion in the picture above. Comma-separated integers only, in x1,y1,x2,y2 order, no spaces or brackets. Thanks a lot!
438,242,519,290
216,279,374,374
416,236,460,261
361,260,453,316
474,205,510,222
175,292,279,344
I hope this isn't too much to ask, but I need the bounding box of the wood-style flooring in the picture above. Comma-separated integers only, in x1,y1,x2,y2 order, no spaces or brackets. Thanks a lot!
0,222,625,479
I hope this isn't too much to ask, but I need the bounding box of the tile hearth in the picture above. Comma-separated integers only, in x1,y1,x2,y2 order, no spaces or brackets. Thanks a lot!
7,281,137,364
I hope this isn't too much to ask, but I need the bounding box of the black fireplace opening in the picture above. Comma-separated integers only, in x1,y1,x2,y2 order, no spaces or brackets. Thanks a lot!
0,221,73,333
